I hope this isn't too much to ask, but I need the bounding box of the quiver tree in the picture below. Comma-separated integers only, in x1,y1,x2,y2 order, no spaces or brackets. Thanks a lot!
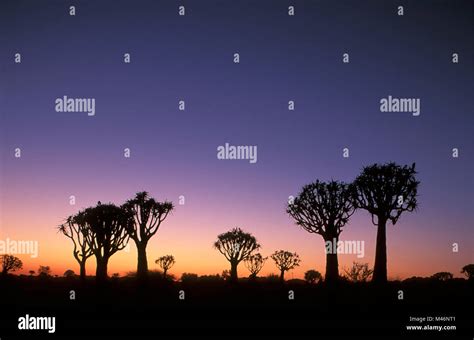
0,254,23,276
244,253,267,279
353,163,419,283
59,215,94,280
287,180,355,283
79,202,131,282
271,250,301,283
155,255,175,279
214,227,260,282
122,192,173,279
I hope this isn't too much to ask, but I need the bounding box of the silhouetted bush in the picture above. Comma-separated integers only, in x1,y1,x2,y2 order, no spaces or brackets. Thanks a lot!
286,279,306,285
343,262,373,282
461,264,474,280
304,270,323,284
430,272,453,281
265,273,280,283
221,270,230,281
38,266,51,278
181,272,199,283
198,274,224,283
64,269,76,278
403,276,430,284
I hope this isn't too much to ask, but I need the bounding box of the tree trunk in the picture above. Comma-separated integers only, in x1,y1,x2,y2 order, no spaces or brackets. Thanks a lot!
280,269,285,283
136,242,148,279
373,217,388,283
325,253,339,283
163,268,167,279
230,261,238,282
79,260,86,281
324,235,339,283
96,257,108,282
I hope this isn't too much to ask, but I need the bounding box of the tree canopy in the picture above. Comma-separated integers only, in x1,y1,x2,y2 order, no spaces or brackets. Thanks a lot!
214,227,260,282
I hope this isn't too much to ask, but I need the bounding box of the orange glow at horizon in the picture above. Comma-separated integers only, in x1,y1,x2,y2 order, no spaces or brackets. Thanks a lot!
1,195,471,280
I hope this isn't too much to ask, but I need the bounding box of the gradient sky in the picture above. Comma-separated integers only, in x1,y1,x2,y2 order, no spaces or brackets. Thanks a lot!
1,0,473,279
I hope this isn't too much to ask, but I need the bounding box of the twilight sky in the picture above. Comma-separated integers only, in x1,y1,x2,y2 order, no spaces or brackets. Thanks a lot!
0,0,473,279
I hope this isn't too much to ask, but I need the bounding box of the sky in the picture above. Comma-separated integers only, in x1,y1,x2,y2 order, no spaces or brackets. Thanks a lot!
0,0,473,279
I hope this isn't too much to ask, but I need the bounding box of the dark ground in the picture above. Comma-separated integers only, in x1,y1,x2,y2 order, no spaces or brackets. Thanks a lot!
0,275,472,339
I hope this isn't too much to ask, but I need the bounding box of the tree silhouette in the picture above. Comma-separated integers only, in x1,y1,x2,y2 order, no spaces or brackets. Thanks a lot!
244,253,267,279
1,254,23,276
343,262,373,282
155,255,175,279
79,203,131,282
287,180,355,282
304,269,322,284
59,215,94,281
353,163,419,283
64,269,76,278
461,264,474,280
28,270,35,277
271,250,300,283
214,227,260,282
122,192,173,279
38,265,51,277
431,272,453,281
